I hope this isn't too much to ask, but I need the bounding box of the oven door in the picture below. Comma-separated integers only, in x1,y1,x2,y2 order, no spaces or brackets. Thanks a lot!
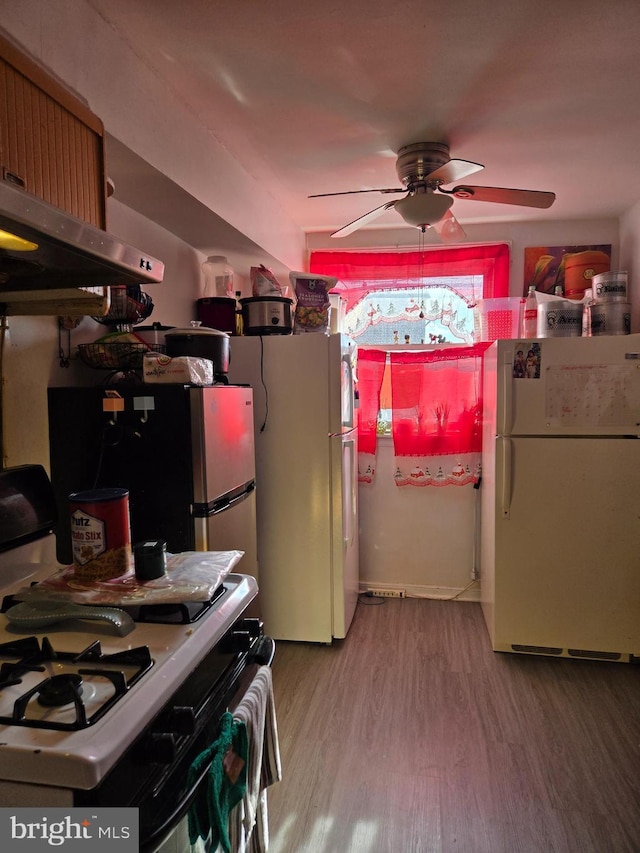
76,626,275,853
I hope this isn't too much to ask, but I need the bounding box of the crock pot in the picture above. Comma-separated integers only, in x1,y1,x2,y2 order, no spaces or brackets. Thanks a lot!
164,323,230,375
240,296,293,335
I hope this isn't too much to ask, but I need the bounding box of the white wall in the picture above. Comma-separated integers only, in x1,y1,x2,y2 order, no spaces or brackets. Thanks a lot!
620,198,640,328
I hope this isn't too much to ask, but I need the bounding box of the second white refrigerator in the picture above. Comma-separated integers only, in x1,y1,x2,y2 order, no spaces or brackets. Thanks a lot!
481,334,640,661
228,333,359,642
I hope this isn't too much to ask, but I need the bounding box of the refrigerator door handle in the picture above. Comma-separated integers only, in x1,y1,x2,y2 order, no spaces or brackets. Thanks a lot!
343,437,357,547
498,436,512,519
499,350,513,437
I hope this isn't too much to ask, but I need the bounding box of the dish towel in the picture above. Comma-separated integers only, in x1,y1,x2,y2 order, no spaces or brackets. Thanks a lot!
187,711,249,853
227,665,282,853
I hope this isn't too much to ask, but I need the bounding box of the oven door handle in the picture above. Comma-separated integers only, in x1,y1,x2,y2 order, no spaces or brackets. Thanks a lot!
140,758,214,853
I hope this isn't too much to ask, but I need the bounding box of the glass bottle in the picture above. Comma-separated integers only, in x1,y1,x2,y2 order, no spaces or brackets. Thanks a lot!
582,288,593,337
234,290,243,336
522,285,538,337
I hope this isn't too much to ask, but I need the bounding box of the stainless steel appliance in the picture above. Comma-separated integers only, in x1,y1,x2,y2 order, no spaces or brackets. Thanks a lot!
228,333,359,642
47,385,258,581
240,296,293,335
0,465,277,852
0,179,164,290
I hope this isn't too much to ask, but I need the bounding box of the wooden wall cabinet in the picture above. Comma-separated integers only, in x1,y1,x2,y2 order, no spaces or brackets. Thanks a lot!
0,32,106,228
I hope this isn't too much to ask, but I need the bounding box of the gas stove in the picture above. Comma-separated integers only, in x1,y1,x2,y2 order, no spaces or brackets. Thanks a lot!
0,533,258,794
0,465,266,850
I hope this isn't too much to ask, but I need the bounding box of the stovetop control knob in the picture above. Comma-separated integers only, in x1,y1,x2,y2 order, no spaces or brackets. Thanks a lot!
237,617,262,638
229,630,252,652
220,617,263,653
166,705,196,735
144,732,176,765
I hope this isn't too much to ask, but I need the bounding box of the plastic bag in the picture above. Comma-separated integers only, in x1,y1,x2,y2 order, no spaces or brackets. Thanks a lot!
14,550,245,605
251,264,284,297
290,272,337,334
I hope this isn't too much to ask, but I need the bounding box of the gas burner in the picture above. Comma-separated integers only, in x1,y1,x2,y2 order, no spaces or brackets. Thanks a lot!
0,637,153,730
37,673,83,707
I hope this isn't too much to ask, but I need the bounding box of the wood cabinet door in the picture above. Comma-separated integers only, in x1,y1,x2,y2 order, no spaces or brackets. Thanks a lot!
0,35,106,228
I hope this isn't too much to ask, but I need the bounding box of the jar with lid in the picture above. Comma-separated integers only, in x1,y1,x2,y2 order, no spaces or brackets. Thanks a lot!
201,255,234,298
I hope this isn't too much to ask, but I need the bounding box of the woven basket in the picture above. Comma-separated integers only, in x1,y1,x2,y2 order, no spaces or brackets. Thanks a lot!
78,342,165,370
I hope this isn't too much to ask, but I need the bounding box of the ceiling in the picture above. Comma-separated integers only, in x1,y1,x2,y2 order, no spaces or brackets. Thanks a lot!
88,0,640,240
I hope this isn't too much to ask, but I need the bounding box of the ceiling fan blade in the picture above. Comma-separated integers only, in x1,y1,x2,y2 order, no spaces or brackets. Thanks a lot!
450,185,556,208
331,200,399,238
309,187,404,198
432,210,467,244
425,158,484,185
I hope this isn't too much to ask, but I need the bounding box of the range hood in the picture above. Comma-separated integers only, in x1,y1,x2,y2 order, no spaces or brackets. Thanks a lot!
0,179,164,315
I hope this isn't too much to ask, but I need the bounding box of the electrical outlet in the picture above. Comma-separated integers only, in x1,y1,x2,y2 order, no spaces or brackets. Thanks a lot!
367,588,405,598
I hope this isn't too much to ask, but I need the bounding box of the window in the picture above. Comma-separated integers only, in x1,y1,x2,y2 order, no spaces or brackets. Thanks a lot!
344,279,479,345
310,244,509,321
310,245,509,484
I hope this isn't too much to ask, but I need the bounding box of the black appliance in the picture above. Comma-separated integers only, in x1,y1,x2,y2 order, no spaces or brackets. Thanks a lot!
47,384,258,579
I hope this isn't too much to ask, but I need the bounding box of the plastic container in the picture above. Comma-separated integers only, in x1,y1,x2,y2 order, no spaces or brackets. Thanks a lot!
563,251,610,300
201,255,234,298
473,298,522,341
521,286,538,337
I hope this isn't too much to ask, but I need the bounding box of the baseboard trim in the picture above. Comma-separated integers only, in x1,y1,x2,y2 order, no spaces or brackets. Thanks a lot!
359,580,480,603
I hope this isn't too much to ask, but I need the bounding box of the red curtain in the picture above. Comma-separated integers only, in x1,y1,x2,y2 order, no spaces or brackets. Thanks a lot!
310,244,510,311
356,349,386,483
309,245,510,485
389,344,491,486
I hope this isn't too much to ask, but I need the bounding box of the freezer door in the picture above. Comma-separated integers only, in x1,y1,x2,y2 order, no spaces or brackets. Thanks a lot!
190,386,256,504
483,435,640,656
193,486,258,581
495,335,640,437
329,333,356,433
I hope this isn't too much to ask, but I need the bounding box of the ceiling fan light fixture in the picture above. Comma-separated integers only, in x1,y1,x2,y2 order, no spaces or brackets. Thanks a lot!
394,192,454,228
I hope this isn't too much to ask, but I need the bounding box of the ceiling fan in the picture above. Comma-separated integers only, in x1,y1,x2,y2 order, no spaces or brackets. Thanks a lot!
309,142,556,241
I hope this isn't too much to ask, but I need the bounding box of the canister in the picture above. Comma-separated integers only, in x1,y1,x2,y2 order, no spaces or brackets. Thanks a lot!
69,487,132,580
589,301,631,336
134,539,167,580
591,271,628,302
536,300,583,337
563,251,610,300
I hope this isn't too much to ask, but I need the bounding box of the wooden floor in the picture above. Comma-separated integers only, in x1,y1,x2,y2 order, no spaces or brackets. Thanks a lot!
267,596,640,853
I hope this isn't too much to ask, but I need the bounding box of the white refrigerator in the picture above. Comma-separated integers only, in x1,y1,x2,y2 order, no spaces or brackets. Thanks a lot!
480,333,640,662
228,333,359,642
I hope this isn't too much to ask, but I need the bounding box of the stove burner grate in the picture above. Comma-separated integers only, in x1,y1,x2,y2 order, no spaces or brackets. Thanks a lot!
0,637,153,730
1,583,227,625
